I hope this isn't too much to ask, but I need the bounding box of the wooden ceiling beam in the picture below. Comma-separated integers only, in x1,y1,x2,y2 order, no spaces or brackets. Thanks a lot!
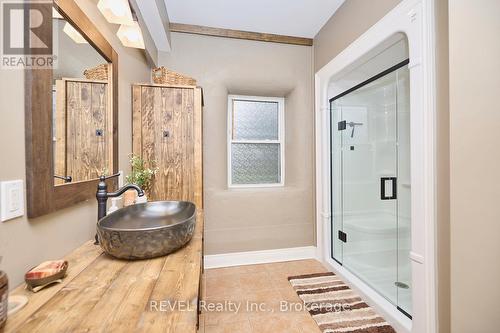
169,23,313,46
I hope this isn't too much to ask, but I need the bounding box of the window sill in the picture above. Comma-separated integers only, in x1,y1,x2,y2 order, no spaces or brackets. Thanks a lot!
228,183,285,189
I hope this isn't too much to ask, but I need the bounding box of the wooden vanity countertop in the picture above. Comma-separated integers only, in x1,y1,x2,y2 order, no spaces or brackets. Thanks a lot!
4,210,204,333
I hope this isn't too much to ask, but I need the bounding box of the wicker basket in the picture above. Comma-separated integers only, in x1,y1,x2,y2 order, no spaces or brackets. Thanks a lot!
83,63,108,81
152,67,196,86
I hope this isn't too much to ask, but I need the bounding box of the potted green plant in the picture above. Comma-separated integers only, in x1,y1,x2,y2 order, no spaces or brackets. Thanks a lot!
124,154,158,205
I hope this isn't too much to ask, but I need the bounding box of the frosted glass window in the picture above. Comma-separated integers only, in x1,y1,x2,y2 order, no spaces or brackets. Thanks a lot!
228,95,284,187
232,100,279,140
231,143,281,184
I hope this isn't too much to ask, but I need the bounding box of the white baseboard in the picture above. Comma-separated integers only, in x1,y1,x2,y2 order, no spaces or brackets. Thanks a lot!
204,246,317,269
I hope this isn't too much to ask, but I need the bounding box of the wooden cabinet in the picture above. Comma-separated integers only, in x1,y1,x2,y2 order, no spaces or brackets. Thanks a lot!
54,79,111,185
132,84,203,208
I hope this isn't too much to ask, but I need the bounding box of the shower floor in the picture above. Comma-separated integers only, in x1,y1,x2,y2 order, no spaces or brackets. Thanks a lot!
341,249,412,315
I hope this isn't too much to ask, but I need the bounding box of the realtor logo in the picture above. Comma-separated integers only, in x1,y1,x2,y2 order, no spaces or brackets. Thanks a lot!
1,0,54,69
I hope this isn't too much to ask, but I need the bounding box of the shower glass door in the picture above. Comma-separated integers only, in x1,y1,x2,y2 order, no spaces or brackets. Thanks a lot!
330,61,411,317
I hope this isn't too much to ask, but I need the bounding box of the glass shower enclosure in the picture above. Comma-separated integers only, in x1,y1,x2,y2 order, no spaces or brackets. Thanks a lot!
330,60,412,317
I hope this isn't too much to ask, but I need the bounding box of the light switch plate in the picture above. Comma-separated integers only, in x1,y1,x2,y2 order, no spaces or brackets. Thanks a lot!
1,180,24,222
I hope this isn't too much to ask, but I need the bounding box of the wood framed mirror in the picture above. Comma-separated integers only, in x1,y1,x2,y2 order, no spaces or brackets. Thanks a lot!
25,0,118,218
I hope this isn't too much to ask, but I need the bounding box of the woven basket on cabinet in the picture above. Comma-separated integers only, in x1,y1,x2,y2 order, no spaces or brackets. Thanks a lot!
152,66,197,86
83,63,108,81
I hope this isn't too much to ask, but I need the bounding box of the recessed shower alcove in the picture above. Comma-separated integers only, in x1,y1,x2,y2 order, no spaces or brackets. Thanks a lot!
329,36,412,317
315,1,438,332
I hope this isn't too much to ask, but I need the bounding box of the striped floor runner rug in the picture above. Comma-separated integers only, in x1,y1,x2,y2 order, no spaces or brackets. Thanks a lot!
288,272,396,333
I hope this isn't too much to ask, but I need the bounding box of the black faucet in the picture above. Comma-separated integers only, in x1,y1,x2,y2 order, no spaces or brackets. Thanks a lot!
94,173,145,244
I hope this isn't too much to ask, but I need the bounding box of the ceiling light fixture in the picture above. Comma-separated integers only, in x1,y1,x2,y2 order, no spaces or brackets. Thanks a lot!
63,22,88,44
116,21,145,49
97,0,134,25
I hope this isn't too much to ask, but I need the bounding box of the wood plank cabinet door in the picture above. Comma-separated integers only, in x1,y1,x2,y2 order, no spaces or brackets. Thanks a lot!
132,84,203,208
57,80,110,183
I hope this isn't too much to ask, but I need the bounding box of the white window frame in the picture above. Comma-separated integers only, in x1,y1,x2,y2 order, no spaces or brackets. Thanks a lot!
227,95,285,188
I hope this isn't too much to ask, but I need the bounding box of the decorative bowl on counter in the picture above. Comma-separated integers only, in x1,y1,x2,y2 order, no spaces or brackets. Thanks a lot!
97,201,196,260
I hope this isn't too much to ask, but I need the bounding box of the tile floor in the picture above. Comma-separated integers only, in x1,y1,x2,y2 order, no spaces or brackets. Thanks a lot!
198,259,328,333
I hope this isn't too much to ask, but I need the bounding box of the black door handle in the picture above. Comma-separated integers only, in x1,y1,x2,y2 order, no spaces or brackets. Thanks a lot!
381,177,397,200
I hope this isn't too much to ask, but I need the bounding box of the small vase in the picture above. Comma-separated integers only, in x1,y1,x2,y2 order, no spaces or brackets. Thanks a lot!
123,189,137,207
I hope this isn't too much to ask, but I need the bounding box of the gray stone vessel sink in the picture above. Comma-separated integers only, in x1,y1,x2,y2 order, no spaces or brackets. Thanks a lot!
97,201,196,260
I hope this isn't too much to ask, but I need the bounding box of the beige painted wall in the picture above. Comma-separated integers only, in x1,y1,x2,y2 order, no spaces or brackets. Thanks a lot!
435,1,450,332
159,33,315,255
449,1,500,331
0,0,150,287
314,0,402,72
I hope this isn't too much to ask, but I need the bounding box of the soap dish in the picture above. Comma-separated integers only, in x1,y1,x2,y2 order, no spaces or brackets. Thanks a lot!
25,260,68,292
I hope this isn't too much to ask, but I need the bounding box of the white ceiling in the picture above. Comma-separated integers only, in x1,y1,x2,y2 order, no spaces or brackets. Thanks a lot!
164,0,345,38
